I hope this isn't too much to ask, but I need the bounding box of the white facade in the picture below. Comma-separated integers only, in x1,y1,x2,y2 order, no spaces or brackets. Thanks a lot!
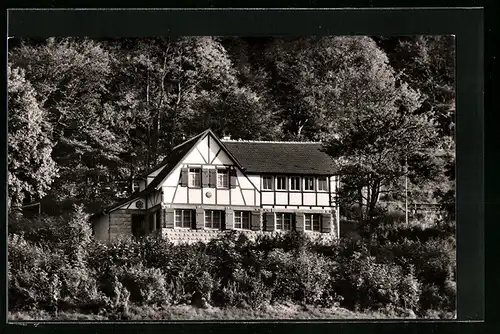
93,131,340,242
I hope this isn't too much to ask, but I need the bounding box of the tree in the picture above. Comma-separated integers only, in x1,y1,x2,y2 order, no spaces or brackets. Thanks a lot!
374,36,456,214
374,35,456,138
8,64,58,209
9,38,126,211
110,36,282,168
323,62,439,218
262,36,404,140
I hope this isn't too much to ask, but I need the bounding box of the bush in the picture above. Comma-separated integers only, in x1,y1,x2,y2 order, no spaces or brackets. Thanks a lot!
212,269,271,309
254,231,310,254
111,264,171,306
264,248,335,306
164,244,219,304
374,237,455,287
419,279,456,313
8,210,456,317
333,252,421,312
57,265,109,313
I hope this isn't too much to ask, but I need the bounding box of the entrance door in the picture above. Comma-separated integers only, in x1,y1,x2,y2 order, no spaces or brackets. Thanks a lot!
131,214,145,237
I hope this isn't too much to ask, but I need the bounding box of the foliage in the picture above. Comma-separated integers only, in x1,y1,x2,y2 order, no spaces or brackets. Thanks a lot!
332,252,421,312
8,212,456,318
8,36,456,318
7,64,58,208
374,36,456,137
111,264,171,306
8,36,454,217
9,38,123,211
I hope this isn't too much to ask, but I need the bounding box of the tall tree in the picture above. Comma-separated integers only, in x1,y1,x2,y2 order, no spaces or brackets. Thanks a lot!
317,40,440,217
9,38,126,211
374,35,456,213
7,64,58,209
374,35,456,137
110,36,281,170
263,36,404,140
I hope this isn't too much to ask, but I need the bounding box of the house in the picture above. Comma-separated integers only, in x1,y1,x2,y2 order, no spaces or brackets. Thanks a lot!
91,129,340,244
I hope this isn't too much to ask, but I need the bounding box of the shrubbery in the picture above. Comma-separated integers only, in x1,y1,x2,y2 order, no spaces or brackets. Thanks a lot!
8,209,456,318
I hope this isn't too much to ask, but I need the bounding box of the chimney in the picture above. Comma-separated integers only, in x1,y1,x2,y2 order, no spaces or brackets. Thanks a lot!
222,134,231,141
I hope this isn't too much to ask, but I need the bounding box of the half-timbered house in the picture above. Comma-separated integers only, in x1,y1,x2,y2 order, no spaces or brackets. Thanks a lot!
91,129,340,244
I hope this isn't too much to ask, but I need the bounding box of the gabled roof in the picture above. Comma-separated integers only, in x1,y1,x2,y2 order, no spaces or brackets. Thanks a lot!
95,130,337,217
100,129,244,214
222,140,337,175
99,130,209,214
149,129,243,191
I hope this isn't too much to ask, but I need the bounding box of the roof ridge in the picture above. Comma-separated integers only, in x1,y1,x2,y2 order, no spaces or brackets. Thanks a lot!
172,129,209,150
221,139,322,144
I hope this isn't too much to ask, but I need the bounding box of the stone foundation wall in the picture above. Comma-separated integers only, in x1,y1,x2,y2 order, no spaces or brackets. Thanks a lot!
109,210,133,240
161,228,336,245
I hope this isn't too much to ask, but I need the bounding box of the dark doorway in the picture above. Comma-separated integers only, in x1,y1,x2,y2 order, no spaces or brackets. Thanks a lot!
131,214,145,237
156,210,162,230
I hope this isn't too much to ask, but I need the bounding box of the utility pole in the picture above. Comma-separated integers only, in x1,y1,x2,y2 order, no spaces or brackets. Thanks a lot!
405,155,408,225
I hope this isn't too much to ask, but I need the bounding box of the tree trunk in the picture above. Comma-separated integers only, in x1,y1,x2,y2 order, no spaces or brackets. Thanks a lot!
358,187,364,220
366,179,381,219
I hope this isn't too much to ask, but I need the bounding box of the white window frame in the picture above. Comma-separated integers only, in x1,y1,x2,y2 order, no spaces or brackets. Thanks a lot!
189,168,201,188
132,179,140,193
317,176,328,192
304,176,315,191
275,176,287,191
234,211,251,230
304,213,321,232
205,210,223,229
175,209,192,229
262,176,273,190
216,169,229,189
276,212,293,231
290,176,301,191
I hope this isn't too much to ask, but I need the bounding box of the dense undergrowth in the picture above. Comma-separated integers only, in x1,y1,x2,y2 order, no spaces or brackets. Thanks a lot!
8,208,456,320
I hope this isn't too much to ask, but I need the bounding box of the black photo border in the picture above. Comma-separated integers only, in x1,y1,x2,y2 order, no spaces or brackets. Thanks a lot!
3,4,489,334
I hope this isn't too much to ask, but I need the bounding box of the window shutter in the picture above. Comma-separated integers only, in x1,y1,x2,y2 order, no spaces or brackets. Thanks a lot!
196,208,205,229
251,211,261,231
180,168,188,187
230,168,237,189
202,169,209,187
165,208,175,229
225,209,234,230
295,212,305,232
209,169,217,187
265,212,275,232
321,213,332,233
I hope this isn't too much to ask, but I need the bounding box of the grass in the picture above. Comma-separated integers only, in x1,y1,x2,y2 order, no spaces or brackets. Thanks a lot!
8,304,420,321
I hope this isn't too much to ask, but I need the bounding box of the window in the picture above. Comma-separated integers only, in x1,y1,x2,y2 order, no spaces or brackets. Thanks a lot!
132,179,140,192
290,177,301,191
175,210,192,228
234,211,251,230
217,169,229,188
276,213,293,231
276,176,287,190
305,213,321,231
189,168,201,187
262,176,273,190
205,210,223,229
317,177,328,192
304,177,315,191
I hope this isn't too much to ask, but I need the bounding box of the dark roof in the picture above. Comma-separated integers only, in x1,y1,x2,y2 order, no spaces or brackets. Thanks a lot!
222,141,337,175
101,188,150,214
140,130,211,190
